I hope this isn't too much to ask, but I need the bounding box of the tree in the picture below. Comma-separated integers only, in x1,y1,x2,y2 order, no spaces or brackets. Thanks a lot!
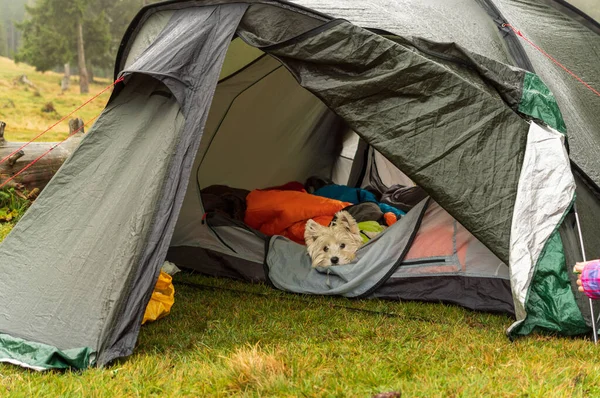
15,1,72,72
15,0,111,94
0,20,8,58
16,0,160,85
76,16,89,93
0,0,30,58
56,0,91,93
83,10,112,81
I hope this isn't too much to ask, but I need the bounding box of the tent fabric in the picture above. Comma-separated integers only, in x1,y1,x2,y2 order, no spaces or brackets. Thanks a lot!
518,72,567,134
109,4,249,365
197,67,341,190
331,129,360,185
0,76,185,368
574,173,600,261
488,0,600,184
169,54,280,249
372,276,514,314
510,229,588,336
381,200,513,313
167,244,267,282
292,0,515,65
122,10,175,71
369,150,415,190
292,0,600,186
399,201,508,278
0,334,93,371
507,122,580,335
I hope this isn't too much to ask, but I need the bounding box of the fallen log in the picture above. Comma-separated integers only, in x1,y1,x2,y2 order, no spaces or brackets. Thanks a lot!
0,120,84,191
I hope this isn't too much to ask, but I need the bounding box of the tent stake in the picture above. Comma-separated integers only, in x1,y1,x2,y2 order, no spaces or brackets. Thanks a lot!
574,203,597,344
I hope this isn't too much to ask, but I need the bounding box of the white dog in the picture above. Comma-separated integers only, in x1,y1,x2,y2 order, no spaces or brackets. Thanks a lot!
304,211,364,267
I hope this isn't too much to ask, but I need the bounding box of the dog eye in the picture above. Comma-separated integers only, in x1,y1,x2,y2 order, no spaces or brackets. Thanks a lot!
323,246,329,252
340,243,346,249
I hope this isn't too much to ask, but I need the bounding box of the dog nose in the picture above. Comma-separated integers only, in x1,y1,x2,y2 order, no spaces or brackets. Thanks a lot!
331,257,339,264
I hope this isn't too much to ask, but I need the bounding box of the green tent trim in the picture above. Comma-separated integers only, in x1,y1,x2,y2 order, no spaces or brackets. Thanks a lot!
0,333,94,370
509,73,584,337
519,72,567,134
509,199,588,337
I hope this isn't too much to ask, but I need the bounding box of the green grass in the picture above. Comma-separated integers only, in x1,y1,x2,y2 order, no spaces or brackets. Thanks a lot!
1,59,600,397
0,270,599,397
0,187,30,239
0,56,112,141
0,222,12,241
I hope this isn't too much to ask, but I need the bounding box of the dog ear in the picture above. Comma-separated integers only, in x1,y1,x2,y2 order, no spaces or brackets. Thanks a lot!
305,219,324,244
334,211,360,235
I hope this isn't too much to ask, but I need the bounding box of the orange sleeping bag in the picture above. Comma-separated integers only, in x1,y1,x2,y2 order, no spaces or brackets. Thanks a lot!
244,189,351,244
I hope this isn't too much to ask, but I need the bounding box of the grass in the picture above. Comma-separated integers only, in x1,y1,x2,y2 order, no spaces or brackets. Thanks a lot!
0,222,12,241
1,58,600,397
0,187,31,239
0,56,112,142
0,270,599,397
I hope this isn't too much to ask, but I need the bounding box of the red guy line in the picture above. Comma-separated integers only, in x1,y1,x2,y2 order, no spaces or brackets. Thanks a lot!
503,23,600,98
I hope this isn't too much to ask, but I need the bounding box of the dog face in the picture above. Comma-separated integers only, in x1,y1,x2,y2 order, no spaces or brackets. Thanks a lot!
304,211,363,267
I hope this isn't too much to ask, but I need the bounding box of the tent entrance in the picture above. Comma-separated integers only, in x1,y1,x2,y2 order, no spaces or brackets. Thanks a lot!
166,37,513,312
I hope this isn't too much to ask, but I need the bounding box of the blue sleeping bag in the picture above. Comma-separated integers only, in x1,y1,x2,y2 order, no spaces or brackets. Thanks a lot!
313,185,405,218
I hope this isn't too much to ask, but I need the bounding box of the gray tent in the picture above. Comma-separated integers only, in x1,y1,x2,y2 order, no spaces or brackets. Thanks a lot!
1,0,599,370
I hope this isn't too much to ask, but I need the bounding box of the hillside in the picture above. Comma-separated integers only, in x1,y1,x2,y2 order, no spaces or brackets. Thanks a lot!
0,56,112,142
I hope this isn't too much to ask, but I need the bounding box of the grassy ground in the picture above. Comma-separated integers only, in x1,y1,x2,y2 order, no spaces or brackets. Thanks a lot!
0,56,111,142
1,58,600,397
0,268,599,397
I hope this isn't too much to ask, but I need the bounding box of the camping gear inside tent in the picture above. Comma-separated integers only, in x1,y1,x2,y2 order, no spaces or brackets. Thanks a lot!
1,0,599,370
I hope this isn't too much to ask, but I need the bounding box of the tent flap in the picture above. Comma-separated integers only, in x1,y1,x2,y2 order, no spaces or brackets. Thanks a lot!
508,228,588,337
0,4,246,369
508,122,581,335
244,19,531,263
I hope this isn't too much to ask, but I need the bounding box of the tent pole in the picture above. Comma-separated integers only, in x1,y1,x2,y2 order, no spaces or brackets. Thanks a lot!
574,203,598,344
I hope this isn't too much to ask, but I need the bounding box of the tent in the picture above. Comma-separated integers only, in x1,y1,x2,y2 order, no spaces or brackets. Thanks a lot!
1,0,599,370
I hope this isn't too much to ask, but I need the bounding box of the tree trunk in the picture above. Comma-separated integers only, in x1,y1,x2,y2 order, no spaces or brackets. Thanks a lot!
77,20,89,94
88,63,94,84
0,121,5,145
6,22,14,58
61,63,71,92
0,120,84,191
